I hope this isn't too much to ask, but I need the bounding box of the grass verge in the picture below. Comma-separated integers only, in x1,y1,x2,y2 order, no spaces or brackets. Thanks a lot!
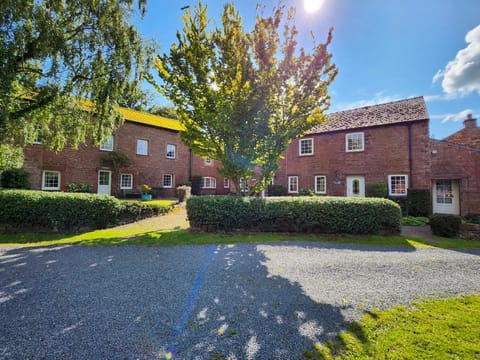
304,294,480,359
1,228,479,249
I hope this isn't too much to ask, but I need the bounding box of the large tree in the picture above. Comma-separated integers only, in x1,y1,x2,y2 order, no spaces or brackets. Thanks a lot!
156,2,337,194
0,0,155,169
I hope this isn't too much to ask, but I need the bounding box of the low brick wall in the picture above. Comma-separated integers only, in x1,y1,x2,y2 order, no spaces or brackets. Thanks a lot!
460,223,480,240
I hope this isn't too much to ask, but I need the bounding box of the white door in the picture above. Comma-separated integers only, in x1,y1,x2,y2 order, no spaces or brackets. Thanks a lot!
98,170,112,195
432,179,460,215
346,176,365,197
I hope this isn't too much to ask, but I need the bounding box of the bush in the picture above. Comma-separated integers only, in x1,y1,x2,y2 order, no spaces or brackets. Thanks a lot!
464,214,480,225
299,188,315,196
0,169,31,189
65,183,93,193
388,196,407,216
430,214,462,238
187,195,401,235
407,189,430,217
366,183,388,198
0,190,164,232
267,184,287,196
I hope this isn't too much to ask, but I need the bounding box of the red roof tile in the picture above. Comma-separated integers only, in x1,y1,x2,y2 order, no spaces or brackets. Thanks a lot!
308,96,429,134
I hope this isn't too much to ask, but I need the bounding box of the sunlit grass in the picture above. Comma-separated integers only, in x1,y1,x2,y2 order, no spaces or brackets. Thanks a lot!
304,294,480,359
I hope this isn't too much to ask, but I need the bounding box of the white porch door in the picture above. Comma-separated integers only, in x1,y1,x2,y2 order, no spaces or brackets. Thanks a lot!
346,176,365,197
432,179,460,215
98,170,112,195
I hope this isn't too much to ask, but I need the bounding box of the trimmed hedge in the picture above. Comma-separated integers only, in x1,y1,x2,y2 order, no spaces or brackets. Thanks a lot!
365,182,388,198
65,182,93,193
0,190,168,232
187,195,401,234
430,214,462,238
1,169,31,189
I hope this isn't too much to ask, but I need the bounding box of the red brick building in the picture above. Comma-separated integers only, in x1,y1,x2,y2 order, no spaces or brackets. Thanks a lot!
431,115,480,215
274,97,431,197
23,107,230,197
21,97,480,215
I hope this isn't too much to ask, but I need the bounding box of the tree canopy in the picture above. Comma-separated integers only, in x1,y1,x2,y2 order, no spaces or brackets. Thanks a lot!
0,0,155,169
156,1,337,194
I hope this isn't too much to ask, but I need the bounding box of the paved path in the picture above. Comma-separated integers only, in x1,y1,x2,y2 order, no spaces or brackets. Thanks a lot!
1,242,479,359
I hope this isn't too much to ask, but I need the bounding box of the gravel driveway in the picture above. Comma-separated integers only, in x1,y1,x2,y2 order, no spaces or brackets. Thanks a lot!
1,243,479,359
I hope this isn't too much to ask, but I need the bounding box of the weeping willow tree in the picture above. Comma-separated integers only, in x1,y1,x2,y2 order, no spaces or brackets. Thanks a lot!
0,0,156,169
155,1,337,194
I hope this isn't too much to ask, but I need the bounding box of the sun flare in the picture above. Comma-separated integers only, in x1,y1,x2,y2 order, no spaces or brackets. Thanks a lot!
303,0,325,14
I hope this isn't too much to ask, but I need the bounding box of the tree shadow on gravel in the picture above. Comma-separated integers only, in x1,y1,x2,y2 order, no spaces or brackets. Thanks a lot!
168,244,358,360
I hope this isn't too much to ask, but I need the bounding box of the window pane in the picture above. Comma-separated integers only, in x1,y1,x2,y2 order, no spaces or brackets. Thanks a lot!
163,174,173,188
390,175,407,195
166,144,176,159
300,139,313,155
436,180,453,204
224,178,230,188
120,174,132,189
289,176,298,193
43,171,60,189
347,133,364,151
137,139,148,155
315,176,326,193
100,135,114,151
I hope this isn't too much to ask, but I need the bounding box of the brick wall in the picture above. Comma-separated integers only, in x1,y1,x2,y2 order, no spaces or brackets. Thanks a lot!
190,155,230,195
431,140,480,215
274,120,431,195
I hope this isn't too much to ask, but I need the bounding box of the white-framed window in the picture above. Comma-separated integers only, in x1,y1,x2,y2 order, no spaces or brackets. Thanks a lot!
100,135,114,151
33,131,43,144
299,138,314,156
42,170,61,190
204,158,213,166
288,176,299,193
388,175,408,196
239,177,250,193
166,144,176,159
120,174,133,190
224,178,230,188
136,139,149,155
315,176,327,194
163,174,174,188
201,177,217,189
346,132,364,152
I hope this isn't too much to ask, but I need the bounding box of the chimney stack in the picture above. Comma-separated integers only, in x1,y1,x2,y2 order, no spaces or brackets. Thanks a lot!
463,114,477,129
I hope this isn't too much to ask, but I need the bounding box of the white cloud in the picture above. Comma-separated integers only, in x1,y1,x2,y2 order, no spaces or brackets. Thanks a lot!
430,109,475,123
433,24,480,96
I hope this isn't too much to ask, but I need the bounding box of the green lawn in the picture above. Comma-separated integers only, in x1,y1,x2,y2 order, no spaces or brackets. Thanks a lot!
1,227,479,249
304,294,480,359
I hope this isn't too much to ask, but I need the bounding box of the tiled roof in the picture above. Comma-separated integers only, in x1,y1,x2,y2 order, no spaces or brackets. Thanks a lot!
118,107,184,132
308,96,429,134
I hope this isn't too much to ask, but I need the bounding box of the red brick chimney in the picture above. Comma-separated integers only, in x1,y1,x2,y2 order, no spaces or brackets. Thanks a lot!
463,114,477,128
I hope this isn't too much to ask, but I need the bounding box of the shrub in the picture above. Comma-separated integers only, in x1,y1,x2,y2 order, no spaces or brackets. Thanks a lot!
187,195,401,235
366,183,387,198
299,187,315,196
430,214,462,238
464,214,480,225
176,186,191,202
65,183,93,193
388,196,407,216
407,189,430,217
0,169,31,189
0,190,165,232
267,184,287,196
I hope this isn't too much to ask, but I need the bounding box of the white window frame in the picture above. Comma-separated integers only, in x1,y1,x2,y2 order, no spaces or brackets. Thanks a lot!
166,144,176,159
288,176,299,194
314,176,327,194
204,158,213,166
120,173,133,190
299,138,314,156
388,175,408,196
163,174,174,188
201,177,217,189
42,170,61,191
346,132,364,152
100,135,114,151
239,177,250,193
224,178,230,188
136,139,149,155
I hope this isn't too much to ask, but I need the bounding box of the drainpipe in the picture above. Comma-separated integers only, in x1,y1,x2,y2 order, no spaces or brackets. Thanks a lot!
407,123,413,188
189,148,192,181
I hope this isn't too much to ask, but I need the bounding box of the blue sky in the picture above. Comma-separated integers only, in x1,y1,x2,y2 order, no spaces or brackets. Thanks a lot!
135,0,480,139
